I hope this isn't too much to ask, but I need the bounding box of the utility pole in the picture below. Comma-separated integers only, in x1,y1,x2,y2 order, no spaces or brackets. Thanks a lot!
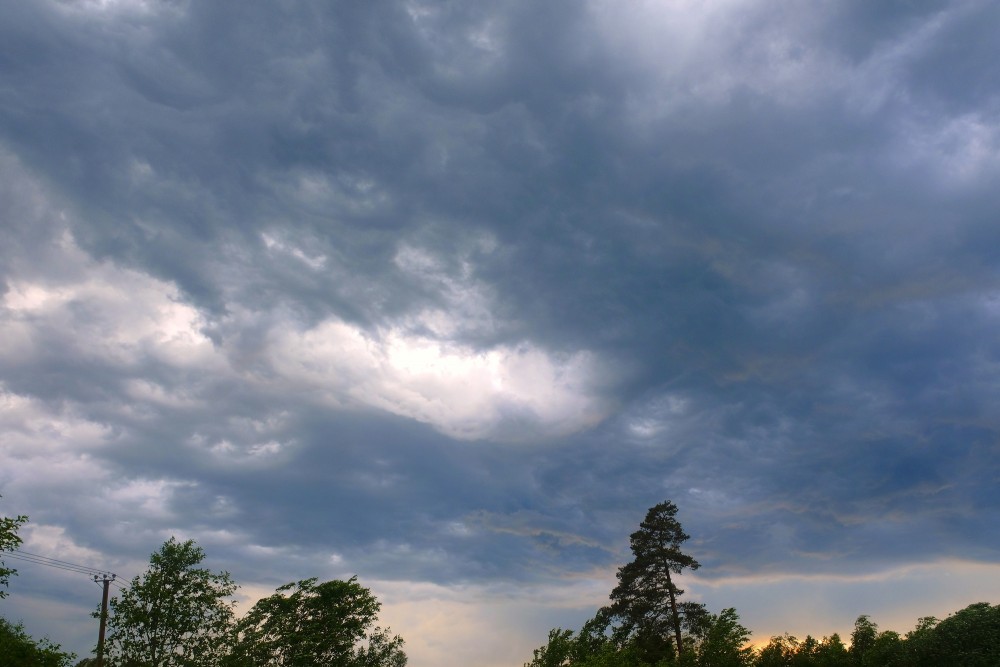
94,573,115,667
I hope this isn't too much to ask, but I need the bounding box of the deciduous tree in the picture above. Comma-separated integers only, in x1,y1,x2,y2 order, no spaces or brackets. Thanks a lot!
896,616,936,666
525,628,575,667
696,608,753,667
232,576,406,667
755,633,798,667
812,634,850,667
0,498,27,598
0,617,75,667
921,602,1000,667
849,616,877,666
105,537,238,667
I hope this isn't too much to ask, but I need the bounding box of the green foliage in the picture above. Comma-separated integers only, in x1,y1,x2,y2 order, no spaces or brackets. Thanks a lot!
696,608,753,667
514,498,999,667
742,604,1000,667
573,642,645,667
917,602,1000,667
525,628,575,667
527,608,750,667
894,616,937,665
848,616,878,666
811,634,850,667
572,612,614,664
0,617,75,667
755,633,798,667
1,527,410,667
105,537,238,667
607,501,701,663
231,576,406,667
751,633,853,667
791,636,819,666
864,631,901,666
0,498,28,598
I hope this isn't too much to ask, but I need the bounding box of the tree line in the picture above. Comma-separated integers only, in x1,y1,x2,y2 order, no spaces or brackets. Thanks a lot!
522,501,1000,667
3,500,999,666
0,502,406,667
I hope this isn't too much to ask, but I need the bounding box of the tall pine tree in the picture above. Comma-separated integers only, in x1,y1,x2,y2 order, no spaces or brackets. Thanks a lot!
607,500,702,662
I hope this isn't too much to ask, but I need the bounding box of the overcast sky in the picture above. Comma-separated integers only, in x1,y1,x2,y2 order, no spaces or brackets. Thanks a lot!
2,1,1000,665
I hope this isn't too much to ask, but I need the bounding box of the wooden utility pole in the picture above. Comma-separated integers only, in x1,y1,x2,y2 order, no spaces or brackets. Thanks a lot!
95,573,115,667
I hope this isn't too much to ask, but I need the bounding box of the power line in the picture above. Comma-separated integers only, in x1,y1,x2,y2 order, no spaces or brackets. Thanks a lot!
3,548,122,667
4,549,117,579
4,551,98,576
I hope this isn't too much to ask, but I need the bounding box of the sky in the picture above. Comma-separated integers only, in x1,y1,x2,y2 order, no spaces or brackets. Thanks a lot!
1,0,1000,665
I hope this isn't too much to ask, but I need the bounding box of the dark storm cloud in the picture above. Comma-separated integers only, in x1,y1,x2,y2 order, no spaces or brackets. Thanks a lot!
3,0,1000,663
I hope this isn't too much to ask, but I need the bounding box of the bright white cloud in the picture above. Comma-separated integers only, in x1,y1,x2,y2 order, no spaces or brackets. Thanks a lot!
270,320,608,440
2,258,216,371
3,242,607,442
0,166,608,442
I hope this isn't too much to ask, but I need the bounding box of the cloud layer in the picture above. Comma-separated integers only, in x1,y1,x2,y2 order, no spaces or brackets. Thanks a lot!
2,1,1000,665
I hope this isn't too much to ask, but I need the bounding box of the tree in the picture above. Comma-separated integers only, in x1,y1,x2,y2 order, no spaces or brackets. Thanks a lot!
864,631,902,666
574,642,645,667
0,616,75,667
896,616,937,666
525,628,575,667
919,602,1000,666
1,498,28,598
565,609,619,666
696,608,753,667
791,635,819,666
231,576,406,667
812,634,850,667
848,616,877,666
607,501,701,663
755,634,798,667
105,537,238,667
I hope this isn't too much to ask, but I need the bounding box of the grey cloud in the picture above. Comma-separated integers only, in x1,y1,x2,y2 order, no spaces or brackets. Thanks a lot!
3,1,1000,662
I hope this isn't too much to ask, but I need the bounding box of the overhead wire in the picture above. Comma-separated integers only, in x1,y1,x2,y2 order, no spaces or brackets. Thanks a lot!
4,551,98,575
3,549,118,579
